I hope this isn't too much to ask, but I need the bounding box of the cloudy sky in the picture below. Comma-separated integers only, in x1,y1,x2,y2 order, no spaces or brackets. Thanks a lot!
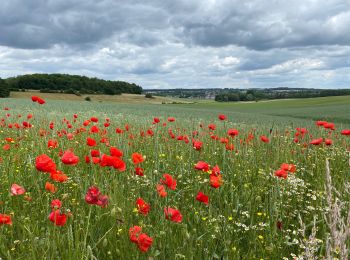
1,0,350,89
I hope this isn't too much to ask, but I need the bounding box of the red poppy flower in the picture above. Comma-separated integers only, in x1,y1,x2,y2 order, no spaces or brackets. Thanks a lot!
225,143,234,151
156,184,167,197
96,195,108,208
194,161,210,172
51,199,62,209
0,214,12,225
136,198,151,215
90,150,100,157
192,140,203,151
196,192,209,205
280,163,296,173
47,139,58,149
110,147,123,157
85,156,91,163
10,184,25,196
2,144,10,151
5,138,14,143
147,129,154,136
218,114,227,121
260,135,269,143
316,121,327,126
86,137,97,147
325,139,333,145
208,124,216,130
100,154,126,171
137,233,153,252
36,154,57,173
274,169,288,179
210,174,223,188
129,226,143,243
211,165,221,176
90,117,98,123
135,167,144,176
324,122,335,130
115,128,124,134
167,117,175,122
37,98,46,105
90,125,100,134
161,174,177,190
49,210,67,226
341,129,350,136
85,186,100,205
112,156,126,171
228,129,239,137
220,137,229,144
83,120,90,126
164,207,182,223
128,226,153,252
310,138,323,145
45,182,57,193
85,186,108,207
132,153,144,164
50,170,68,183
91,157,100,164
61,150,79,165
22,121,32,128
153,117,160,124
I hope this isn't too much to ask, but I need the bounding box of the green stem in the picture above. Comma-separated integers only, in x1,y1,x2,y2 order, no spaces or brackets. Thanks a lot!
82,206,92,260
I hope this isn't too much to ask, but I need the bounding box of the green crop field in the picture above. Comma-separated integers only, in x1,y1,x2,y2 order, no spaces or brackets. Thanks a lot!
0,95,349,259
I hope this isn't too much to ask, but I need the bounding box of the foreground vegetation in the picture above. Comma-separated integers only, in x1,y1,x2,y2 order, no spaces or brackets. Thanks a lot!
0,96,349,259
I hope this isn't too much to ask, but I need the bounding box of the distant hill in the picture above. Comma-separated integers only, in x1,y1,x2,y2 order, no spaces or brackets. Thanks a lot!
145,87,350,102
5,73,142,95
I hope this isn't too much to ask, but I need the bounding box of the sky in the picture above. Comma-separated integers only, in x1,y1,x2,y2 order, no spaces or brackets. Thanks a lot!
1,0,350,89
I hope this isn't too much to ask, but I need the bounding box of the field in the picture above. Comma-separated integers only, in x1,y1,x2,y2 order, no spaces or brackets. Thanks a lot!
0,95,349,259
10,91,193,105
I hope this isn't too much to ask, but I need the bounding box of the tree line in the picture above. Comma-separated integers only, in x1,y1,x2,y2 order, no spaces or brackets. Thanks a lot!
0,78,10,97
215,89,350,102
0,74,142,97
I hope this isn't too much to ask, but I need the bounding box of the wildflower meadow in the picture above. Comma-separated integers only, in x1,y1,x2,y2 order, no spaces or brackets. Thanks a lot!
0,96,349,259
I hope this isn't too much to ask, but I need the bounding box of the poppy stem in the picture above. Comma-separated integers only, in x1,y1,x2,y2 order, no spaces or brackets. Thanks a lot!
82,206,92,259
92,225,115,250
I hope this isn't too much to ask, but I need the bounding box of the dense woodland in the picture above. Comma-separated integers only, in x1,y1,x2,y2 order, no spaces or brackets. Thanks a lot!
1,74,142,97
0,78,10,97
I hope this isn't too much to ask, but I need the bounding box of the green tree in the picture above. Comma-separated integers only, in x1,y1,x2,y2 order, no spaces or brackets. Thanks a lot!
0,78,10,97
5,74,142,95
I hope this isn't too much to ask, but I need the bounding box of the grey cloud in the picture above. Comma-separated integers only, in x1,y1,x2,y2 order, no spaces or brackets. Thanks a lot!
2,0,350,50
178,0,350,50
1,0,350,89
0,0,170,49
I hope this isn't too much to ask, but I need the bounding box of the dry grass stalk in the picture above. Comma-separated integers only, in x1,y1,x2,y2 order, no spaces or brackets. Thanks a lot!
324,159,350,260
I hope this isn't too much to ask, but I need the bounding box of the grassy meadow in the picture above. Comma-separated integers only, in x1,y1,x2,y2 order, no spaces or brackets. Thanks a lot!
0,95,349,259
